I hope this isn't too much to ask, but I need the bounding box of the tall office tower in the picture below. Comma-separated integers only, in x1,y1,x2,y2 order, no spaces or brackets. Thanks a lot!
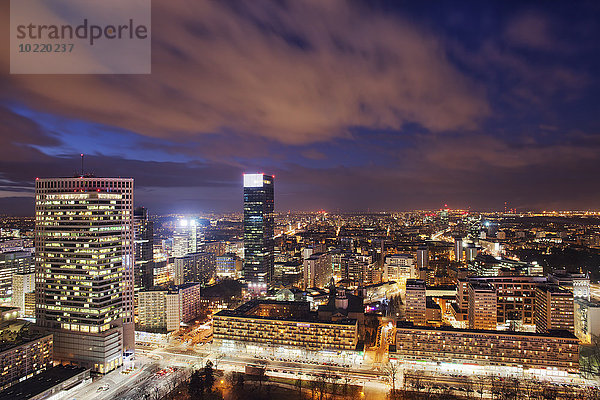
416,246,428,269
535,284,574,333
172,218,204,257
405,279,427,326
454,237,463,262
35,176,134,373
468,281,497,330
243,173,274,287
134,207,154,290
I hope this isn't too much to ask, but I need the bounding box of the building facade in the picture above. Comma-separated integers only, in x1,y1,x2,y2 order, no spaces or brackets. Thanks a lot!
173,252,216,285
383,254,416,283
405,279,426,326
0,332,53,391
468,281,497,330
0,251,33,303
133,206,154,290
392,324,579,374
11,271,35,317
216,253,237,279
172,218,204,258
574,298,600,344
213,300,358,352
35,176,135,373
137,283,203,333
303,252,331,289
535,284,574,333
460,276,547,326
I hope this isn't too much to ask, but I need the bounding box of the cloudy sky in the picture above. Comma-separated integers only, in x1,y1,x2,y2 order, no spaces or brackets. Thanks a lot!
1,1,600,215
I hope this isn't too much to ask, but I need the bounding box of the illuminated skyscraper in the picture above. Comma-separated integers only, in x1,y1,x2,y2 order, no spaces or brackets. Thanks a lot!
172,218,204,257
134,206,154,290
243,173,274,286
35,176,135,373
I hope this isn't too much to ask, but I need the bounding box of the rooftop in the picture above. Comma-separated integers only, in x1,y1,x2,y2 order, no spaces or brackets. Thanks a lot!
0,366,88,400
215,299,357,326
396,321,578,340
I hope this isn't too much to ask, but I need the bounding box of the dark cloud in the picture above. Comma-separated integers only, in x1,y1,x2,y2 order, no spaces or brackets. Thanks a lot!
1,0,489,145
1,1,600,214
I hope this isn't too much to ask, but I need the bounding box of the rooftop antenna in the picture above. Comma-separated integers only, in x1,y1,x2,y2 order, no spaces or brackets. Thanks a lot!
80,153,84,176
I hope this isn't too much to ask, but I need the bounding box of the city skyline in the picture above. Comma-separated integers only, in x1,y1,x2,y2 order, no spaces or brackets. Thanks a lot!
2,2,600,399
1,1,600,214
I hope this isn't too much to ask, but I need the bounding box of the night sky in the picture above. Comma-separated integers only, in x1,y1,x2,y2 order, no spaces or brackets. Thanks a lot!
1,1,600,215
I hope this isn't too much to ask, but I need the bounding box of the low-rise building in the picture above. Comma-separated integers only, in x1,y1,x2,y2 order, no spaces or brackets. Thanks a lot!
383,254,415,282
216,253,238,279
213,300,358,353
574,298,600,344
0,319,53,391
392,323,579,374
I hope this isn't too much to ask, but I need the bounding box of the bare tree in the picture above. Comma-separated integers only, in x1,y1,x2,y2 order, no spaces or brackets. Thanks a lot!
473,375,487,400
383,362,400,399
295,375,303,399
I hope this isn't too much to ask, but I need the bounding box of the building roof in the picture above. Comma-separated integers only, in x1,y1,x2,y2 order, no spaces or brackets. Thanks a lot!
537,284,573,295
215,299,358,326
395,321,578,340
318,288,364,315
0,366,88,400
468,281,496,291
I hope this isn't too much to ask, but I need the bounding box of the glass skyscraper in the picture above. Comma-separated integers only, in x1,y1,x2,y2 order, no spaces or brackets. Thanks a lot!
243,173,274,287
34,176,135,373
134,206,154,290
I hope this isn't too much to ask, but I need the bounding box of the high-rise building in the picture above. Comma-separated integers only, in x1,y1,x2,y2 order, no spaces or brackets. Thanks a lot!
405,279,426,326
134,207,154,290
137,283,203,333
243,173,274,286
535,284,574,333
416,246,428,269
172,218,204,257
35,176,134,373
303,252,332,289
464,276,546,326
464,245,479,262
468,281,497,330
12,271,35,317
0,251,33,303
173,252,216,285
454,237,463,262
